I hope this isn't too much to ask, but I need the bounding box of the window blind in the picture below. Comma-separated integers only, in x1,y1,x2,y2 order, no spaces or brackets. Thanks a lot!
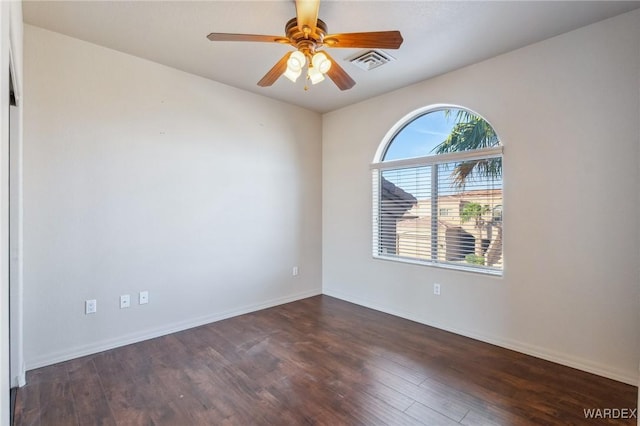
372,154,503,274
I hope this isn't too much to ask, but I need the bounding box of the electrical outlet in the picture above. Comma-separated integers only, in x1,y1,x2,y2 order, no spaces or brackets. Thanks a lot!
433,283,441,296
139,291,149,305
292,266,299,276
85,299,97,314
120,294,130,309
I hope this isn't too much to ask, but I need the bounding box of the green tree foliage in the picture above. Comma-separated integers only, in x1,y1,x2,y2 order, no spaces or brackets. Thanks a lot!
432,109,504,267
461,202,490,260
461,202,490,228
432,109,502,188
465,254,485,265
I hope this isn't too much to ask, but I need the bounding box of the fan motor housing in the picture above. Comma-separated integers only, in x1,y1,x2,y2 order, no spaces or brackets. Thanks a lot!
285,17,328,55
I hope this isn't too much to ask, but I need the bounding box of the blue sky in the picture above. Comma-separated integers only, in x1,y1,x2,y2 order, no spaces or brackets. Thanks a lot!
383,109,459,161
381,108,502,198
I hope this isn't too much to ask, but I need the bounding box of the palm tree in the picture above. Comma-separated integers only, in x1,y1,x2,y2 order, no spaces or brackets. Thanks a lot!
432,109,501,188
434,109,503,267
460,202,490,260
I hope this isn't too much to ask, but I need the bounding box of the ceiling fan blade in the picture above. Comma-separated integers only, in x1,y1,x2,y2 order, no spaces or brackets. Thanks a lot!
207,33,289,44
295,0,320,33
323,52,356,91
257,52,293,87
323,31,404,49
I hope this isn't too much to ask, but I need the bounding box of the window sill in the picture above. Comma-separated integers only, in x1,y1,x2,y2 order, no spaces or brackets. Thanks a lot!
372,254,503,277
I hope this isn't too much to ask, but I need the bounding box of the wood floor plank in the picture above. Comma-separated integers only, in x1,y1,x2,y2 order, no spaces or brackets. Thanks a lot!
405,401,462,426
37,380,77,426
460,407,521,426
358,378,416,412
363,363,474,421
66,357,116,426
14,295,638,425
91,351,161,425
13,379,41,426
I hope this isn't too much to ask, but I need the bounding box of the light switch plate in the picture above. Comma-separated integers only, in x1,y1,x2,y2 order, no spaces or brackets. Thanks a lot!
120,294,130,309
85,299,97,314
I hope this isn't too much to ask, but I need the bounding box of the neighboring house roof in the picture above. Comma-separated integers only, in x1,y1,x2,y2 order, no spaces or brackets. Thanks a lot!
421,188,503,203
381,177,417,218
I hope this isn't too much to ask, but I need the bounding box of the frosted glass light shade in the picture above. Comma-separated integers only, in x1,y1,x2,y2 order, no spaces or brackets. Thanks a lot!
308,66,325,84
284,67,302,82
287,51,306,72
312,52,331,74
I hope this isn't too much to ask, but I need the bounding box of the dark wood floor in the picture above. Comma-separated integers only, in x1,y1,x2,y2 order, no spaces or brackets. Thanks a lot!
14,295,637,425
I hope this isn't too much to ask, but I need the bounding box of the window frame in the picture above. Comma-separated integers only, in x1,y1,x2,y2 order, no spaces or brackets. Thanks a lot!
371,106,504,276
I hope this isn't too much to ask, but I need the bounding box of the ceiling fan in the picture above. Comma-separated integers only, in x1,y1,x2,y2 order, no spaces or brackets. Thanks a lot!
206,0,403,91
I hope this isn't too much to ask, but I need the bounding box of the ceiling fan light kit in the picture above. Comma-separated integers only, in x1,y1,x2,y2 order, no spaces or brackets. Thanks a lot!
206,0,403,91
283,50,331,84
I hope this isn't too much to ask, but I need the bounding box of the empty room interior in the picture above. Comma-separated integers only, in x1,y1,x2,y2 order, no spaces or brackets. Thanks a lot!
1,0,639,424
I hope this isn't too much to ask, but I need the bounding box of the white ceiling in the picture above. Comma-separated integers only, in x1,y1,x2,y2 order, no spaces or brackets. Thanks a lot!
22,1,640,113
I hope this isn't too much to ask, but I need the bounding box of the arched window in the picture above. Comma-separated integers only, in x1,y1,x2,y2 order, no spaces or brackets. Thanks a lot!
371,106,503,274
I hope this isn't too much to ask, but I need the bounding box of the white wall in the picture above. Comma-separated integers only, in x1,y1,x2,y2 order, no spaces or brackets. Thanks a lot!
23,25,322,369
323,10,640,385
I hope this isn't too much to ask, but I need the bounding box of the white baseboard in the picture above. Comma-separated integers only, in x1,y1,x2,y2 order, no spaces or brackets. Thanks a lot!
11,362,26,388
323,288,638,387
26,289,321,371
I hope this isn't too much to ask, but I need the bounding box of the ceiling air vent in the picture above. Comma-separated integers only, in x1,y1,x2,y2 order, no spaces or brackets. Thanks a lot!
348,50,395,71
